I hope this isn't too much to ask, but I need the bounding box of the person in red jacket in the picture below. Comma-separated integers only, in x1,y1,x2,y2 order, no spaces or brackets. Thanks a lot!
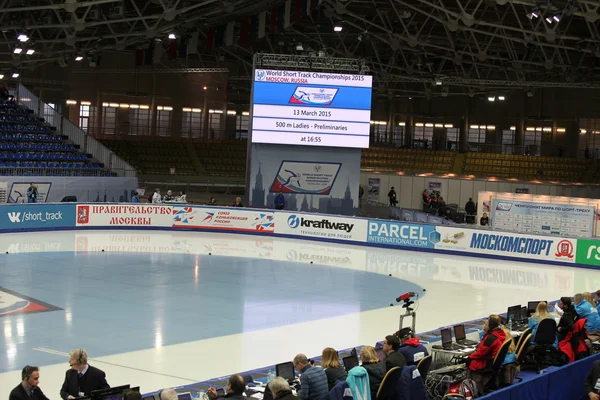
467,314,506,393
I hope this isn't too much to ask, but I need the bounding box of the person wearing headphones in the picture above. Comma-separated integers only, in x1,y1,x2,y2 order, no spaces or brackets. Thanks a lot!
397,328,429,366
9,365,50,400
466,314,507,393
60,349,109,399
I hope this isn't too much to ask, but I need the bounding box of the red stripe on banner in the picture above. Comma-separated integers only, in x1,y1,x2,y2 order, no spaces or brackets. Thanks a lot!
240,17,249,43
270,7,277,33
206,28,215,49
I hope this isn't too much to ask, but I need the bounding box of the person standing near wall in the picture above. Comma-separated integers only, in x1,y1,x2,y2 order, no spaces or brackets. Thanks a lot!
27,183,38,203
388,187,397,207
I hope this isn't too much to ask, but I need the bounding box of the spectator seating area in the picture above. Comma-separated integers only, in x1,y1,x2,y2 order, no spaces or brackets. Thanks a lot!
193,141,246,176
0,101,110,176
98,139,199,175
361,148,455,173
463,153,591,181
97,137,599,184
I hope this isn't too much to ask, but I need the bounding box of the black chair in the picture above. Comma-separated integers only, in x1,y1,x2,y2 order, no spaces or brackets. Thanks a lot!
376,366,402,400
416,355,433,383
530,318,558,372
484,339,512,393
514,328,532,352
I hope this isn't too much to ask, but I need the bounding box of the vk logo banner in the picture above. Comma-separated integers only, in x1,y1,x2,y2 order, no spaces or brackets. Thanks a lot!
367,220,439,249
0,204,76,231
270,160,342,195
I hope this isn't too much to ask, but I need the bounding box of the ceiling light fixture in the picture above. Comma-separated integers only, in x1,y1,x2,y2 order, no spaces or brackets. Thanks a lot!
488,96,495,101
26,49,35,55
498,95,505,100
553,15,560,22
168,33,176,39
13,48,22,54
0,74,3,79
17,34,29,42
334,26,342,32
12,73,19,78
435,80,443,86
75,56,83,61
545,17,553,23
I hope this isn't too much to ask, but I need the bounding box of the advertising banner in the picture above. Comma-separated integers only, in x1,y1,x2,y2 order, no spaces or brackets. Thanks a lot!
491,199,594,238
275,212,366,242
366,220,439,249
172,207,275,232
269,160,341,195
367,178,380,203
575,239,600,267
434,226,577,263
75,204,173,227
0,204,75,231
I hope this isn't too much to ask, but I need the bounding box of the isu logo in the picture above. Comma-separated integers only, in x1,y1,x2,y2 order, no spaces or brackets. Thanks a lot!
555,240,574,258
77,206,89,224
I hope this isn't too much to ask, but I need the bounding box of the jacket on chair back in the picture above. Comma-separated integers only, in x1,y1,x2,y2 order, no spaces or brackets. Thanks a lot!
467,327,506,372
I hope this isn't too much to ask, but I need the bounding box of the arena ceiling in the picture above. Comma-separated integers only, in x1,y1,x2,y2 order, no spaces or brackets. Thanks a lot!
2,0,600,98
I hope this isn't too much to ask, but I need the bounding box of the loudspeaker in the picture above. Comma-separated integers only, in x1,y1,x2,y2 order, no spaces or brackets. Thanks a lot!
61,196,77,202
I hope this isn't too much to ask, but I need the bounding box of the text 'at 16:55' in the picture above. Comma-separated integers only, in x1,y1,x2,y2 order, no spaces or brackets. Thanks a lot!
300,136,322,143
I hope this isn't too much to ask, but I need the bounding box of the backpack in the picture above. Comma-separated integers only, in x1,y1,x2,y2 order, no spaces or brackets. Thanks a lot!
459,378,480,399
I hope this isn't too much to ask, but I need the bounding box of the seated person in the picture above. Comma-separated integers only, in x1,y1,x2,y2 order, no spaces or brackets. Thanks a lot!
528,301,558,347
233,197,244,207
208,374,250,400
557,296,578,341
267,377,297,400
177,191,187,202
480,212,490,226
584,292,597,309
293,354,328,400
382,335,406,371
163,190,174,202
159,389,178,400
575,293,600,342
321,347,347,390
467,315,506,393
584,360,600,400
397,327,429,366
359,346,386,399
208,196,217,205
499,326,519,385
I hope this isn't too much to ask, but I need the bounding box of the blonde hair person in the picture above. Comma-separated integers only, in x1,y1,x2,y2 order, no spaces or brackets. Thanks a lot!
499,323,519,385
359,346,380,364
532,301,551,322
584,292,595,306
321,347,347,390
359,346,386,399
322,348,341,368
500,325,516,354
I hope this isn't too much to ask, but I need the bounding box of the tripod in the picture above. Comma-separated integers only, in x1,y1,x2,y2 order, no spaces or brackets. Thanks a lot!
398,298,417,333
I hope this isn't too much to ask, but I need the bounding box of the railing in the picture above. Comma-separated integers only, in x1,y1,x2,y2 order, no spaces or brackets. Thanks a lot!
0,167,117,177
16,84,137,178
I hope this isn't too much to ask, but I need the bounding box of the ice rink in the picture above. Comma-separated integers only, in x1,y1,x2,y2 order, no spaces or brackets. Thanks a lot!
0,229,595,399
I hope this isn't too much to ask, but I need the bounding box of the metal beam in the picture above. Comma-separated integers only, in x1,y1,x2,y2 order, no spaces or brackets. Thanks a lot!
70,68,230,74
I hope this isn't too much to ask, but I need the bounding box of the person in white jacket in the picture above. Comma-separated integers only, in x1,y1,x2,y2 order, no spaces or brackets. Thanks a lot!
152,188,162,203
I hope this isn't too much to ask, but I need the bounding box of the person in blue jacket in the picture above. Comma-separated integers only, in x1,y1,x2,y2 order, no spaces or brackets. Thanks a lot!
131,190,139,203
575,293,600,342
274,191,285,210
26,183,38,203
528,301,558,347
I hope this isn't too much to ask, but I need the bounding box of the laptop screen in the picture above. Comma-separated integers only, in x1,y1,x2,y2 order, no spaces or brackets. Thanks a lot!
343,355,359,371
276,362,295,382
453,324,466,341
507,305,521,321
520,306,528,321
178,393,192,400
441,328,452,345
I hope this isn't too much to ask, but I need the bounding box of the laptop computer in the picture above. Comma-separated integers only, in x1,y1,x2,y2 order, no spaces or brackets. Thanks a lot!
177,393,192,400
453,324,478,346
439,327,464,350
276,362,295,384
342,354,359,371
